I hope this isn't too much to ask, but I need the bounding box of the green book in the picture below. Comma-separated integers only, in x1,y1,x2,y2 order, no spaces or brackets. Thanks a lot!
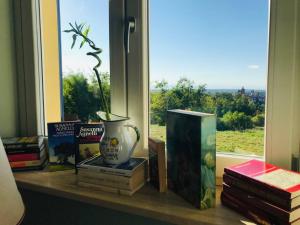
167,109,216,209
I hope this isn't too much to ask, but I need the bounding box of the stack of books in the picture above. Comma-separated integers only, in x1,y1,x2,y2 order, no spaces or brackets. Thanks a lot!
76,155,147,196
222,160,300,225
2,136,47,171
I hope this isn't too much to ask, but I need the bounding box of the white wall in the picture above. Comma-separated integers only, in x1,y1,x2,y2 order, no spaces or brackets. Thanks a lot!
0,0,19,137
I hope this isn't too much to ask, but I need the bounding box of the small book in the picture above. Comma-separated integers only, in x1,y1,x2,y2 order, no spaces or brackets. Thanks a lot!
148,137,167,192
47,121,80,171
74,123,104,167
224,160,300,200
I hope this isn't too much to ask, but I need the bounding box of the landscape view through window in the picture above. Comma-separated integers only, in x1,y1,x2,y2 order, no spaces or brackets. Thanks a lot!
59,0,269,157
149,0,269,157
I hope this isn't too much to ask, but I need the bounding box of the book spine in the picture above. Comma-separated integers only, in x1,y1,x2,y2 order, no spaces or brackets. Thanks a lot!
77,175,132,190
5,144,45,154
221,192,288,225
223,173,291,210
223,184,291,222
10,160,43,168
8,153,40,162
78,164,132,177
224,167,291,199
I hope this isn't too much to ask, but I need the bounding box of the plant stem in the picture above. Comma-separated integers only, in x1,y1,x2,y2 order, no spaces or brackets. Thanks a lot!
94,68,111,120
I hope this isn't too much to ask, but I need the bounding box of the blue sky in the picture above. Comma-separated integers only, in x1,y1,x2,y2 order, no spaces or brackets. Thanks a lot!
60,0,269,89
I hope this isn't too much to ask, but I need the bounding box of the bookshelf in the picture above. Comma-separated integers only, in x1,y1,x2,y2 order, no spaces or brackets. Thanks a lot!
14,171,254,225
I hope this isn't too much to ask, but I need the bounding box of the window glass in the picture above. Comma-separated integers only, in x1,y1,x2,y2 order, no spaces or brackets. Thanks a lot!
59,0,110,122
149,0,269,157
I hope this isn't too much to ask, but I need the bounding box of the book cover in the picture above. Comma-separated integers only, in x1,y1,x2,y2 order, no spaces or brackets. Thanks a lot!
224,159,300,199
167,109,216,209
78,155,146,177
2,136,44,150
74,123,104,166
148,137,167,192
223,173,299,210
223,183,300,222
47,121,79,170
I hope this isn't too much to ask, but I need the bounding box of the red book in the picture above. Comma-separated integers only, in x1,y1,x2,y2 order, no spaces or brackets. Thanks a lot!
8,153,39,162
224,160,300,199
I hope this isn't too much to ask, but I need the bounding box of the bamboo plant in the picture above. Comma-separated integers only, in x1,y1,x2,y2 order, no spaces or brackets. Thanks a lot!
64,22,111,121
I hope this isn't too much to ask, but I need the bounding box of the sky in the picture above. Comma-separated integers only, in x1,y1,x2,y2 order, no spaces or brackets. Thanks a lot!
60,0,269,89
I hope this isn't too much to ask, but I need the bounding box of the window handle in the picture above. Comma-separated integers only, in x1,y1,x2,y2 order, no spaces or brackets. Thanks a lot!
125,16,136,54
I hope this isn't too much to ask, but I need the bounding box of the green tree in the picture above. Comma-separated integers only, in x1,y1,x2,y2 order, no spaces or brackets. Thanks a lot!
63,74,96,122
220,111,254,131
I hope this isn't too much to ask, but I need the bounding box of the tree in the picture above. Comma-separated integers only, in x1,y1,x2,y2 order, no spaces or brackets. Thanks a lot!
220,111,254,130
63,74,97,122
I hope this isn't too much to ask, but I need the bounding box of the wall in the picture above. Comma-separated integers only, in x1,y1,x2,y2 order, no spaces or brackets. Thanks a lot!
0,0,19,137
40,0,62,123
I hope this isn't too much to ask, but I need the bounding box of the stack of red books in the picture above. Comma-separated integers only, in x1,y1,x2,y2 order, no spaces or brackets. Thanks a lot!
3,136,47,171
222,160,300,225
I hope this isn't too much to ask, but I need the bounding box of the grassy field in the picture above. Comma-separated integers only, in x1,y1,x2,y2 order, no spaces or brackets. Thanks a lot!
150,124,264,156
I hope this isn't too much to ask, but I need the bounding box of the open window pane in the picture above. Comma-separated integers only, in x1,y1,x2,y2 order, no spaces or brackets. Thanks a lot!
59,0,111,122
149,0,269,157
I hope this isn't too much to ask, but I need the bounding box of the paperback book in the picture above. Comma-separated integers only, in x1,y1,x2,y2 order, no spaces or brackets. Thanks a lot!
167,109,216,209
74,123,104,166
77,155,148,195
47,121,80,171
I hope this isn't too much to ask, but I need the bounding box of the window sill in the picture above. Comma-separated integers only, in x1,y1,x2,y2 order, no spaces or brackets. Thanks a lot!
14,170,252,225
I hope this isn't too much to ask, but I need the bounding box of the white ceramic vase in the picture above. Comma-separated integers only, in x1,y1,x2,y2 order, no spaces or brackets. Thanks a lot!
100,120,140,165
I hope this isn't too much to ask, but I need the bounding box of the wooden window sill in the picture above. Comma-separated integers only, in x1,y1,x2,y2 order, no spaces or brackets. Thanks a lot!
14,171,253,225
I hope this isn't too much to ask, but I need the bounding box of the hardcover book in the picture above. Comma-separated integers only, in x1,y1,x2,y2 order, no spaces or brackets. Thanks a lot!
167,109,216,209
221,191,300,225
148,137,167,192
223,173,300,210
74,123,104,166
47,121,80,170
224,160,300,200
223,183,300,223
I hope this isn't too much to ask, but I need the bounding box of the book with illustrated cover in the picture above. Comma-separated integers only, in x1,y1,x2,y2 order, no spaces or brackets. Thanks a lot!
77,155,146,177
224,160,300,200
74,123,104,167
47,121,80,170
167,109,216,209
148,137,167,192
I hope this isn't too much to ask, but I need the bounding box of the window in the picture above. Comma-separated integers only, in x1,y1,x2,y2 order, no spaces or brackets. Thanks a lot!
149,0,269,160
14,0,300,173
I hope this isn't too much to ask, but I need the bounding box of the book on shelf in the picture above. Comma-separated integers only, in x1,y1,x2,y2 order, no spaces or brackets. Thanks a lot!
2,136,44,150
221,191,300,225
224,159,300,202
47,121,80,171
223,172,300,211
77,155,148,195
74,123,104,168
8,148,46,162
223,183,300,223
148,137,167,192
167,109,216,209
